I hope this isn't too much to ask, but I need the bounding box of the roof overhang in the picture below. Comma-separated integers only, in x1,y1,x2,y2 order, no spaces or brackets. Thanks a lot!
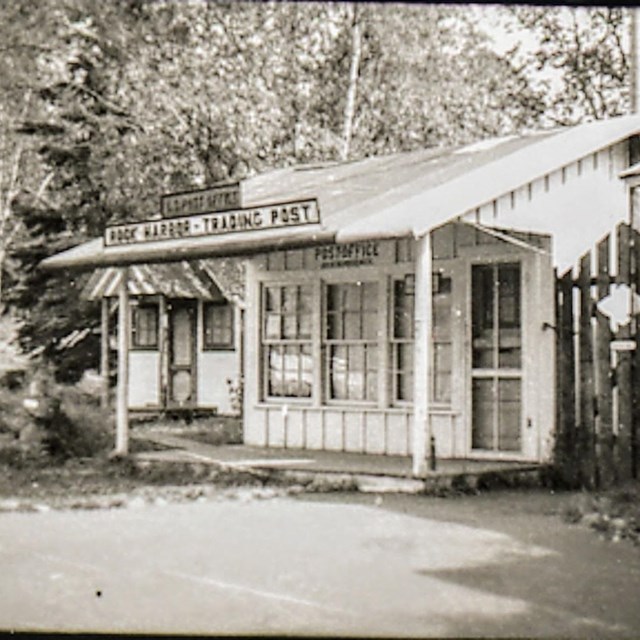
40,114,640,272
41,226,336,271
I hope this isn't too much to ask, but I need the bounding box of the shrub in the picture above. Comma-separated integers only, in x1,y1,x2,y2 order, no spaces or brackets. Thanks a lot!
0,444,47,469
41,385,113,460
3,368,115,462
0,385,31,436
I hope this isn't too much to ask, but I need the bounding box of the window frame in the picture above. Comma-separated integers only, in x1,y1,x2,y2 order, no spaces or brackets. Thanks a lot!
390,274,415,406
131,301,159,350
202,300,235,351
261,282,313,401
431,270,453,406
323,280,379,405
470,260,523,452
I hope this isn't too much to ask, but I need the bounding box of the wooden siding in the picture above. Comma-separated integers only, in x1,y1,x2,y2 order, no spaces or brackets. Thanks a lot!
244,406,463,458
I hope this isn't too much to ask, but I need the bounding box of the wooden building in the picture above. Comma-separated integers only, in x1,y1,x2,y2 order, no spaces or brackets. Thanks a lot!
42,115,640,474
83,260,243,415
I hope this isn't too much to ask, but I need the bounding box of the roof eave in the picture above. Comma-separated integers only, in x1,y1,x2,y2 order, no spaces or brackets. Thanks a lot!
40,228,336,271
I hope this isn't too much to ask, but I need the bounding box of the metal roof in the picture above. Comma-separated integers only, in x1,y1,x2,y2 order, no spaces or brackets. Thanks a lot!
41,114,640,271
82,259,242,302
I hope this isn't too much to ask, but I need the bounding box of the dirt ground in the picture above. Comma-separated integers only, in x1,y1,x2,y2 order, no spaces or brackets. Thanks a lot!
1,488,639,637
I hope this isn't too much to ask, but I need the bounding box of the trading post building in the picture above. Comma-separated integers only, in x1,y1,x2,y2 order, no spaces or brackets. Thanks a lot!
43,115,640,474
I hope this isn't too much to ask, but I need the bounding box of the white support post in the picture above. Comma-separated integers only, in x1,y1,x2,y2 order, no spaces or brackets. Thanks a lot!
412,233,432,477
631,8,640,115
158,295,168,407
115,267,130,456
100,297,110,410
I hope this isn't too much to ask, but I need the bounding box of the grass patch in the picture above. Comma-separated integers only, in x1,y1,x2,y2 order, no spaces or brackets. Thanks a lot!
165,416,243,446
562,481,640,544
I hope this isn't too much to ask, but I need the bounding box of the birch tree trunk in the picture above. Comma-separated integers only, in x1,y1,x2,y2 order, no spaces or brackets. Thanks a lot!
340,6,362,162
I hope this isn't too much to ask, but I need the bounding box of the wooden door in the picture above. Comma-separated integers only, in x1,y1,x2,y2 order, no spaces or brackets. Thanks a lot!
167,300,197,408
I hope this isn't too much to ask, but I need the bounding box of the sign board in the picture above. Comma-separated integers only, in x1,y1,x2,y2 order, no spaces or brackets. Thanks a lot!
105,199,320,247
313,241,383,269
610,339,636,352
161,183,241,218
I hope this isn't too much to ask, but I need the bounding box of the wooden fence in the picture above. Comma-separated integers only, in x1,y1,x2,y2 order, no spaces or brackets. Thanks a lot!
555,222,640,488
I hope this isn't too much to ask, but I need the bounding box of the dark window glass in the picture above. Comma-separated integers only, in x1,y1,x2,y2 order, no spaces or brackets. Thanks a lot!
203,302,234,350
132,304,158,349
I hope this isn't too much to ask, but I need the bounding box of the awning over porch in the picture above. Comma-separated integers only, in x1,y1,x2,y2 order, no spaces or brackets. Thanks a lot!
82,258,245,305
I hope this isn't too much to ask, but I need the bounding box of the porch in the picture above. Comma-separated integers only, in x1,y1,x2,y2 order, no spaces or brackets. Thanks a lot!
132,429,547,493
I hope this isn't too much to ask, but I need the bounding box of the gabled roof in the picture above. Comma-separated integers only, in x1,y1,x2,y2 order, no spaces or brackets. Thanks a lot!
41,114,640,270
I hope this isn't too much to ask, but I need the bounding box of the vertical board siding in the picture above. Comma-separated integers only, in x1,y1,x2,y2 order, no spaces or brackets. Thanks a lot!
386,413,410,456
363,413,386,454
597,235,610,301
248,406,442,455
244,411,267,446
595,308,614,488
305,411,323,450
324,410,345,451
557,269,576,483
556,222,640,488
578,252,597,488
285,412,305,449
616,324,634,481
344,412,365,452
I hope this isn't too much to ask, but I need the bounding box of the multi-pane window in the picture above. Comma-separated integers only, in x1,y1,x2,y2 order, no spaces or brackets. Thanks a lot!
391,276,414,402
390,273,452,405
325,282,378,401
131,303,158,349
262,284,312,398
472,263,521,370
471,262,522,452
432,274,452,404
203,301,234,350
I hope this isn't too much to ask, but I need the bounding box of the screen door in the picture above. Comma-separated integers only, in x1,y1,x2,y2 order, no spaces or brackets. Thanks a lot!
168,300,196,407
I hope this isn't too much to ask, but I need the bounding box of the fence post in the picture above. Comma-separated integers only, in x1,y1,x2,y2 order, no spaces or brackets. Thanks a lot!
615,324,634,482
595,308,614,488
578,253,596,489
556,269,577,485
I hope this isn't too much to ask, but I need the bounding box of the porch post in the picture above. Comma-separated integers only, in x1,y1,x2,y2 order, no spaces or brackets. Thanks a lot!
115,267,130,455
158,295,168,407
100,297,110,409
412,232,432,477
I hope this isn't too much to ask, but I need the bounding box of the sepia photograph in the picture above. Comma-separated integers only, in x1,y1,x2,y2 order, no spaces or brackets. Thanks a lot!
1,1,639,637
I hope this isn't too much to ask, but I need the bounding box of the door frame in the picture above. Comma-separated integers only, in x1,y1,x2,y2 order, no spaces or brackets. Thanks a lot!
469,261,523,454
166,298,198,409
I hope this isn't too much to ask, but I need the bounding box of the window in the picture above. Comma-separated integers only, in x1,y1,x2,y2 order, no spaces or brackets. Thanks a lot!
472,263,521,370
471,262,522,452
131,303,158,349
390,272,452,405
391,276,414,402
203,301,234,350
325,282,378,401
432,273,452,404
262,284,312,398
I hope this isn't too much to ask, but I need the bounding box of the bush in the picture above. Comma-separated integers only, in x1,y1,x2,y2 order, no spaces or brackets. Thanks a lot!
0,368,113,463
40,385,113,460
0,385,32,436
0,444,47,469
